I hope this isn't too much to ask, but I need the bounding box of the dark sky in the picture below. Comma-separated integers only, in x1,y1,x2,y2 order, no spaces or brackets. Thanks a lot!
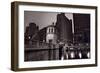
24,11,73,31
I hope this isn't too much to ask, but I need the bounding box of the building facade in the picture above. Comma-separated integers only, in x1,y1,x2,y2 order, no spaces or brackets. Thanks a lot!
56,13,73,44
46,23,57,44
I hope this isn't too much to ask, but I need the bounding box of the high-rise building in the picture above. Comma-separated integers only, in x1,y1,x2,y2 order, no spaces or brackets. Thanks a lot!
56,13,73,43
29,23,39,38
24,22,39,45
73,13,90,43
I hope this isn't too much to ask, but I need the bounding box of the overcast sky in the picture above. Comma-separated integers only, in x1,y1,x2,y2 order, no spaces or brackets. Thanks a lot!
24,11,73,31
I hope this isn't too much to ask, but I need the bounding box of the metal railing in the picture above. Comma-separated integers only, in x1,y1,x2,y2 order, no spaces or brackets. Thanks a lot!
25,43,90,61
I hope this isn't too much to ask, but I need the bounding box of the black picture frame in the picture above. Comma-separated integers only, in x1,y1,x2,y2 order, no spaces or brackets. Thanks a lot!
11,1,97,71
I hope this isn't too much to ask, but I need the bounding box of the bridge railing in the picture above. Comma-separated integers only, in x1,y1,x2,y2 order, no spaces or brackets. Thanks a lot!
24,43,90,61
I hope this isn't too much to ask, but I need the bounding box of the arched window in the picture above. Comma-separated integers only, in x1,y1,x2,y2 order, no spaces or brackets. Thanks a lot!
49,27,51,33
53,27,54,33
51,27,53,33
47,27,49,33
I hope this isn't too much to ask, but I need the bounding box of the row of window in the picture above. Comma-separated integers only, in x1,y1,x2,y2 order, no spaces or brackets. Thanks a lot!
47,27,55,33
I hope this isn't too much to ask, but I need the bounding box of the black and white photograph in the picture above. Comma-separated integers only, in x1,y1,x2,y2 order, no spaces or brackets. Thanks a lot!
24,11,90,61
11,2,97,71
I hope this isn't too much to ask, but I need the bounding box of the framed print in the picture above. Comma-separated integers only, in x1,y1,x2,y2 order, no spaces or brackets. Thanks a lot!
11,1,97,71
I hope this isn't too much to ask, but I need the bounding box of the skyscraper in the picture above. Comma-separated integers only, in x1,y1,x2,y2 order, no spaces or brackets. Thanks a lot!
73,13,90,43
56,13,73,43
